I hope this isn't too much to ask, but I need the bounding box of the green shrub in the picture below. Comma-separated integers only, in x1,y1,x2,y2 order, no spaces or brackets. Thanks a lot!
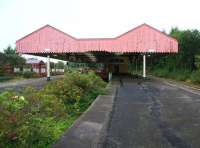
15,71,23,77
190,71,200,84
152,68,169,77
0,91,28,147
22,71,39,78
152,69,190,81
0,70,106,147
0,76,12,82
41,70,106,114
0,66,4,76
0,88,68,148
167,70,190,81
42,78,83,106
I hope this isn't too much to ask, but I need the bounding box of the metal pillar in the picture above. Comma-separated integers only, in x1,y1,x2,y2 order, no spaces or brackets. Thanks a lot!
135,56,138,74
143,54,146,78
47,55,51,81
108,72,112,81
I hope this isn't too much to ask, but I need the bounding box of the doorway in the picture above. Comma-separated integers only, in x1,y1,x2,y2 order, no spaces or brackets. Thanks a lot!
113,65,119,75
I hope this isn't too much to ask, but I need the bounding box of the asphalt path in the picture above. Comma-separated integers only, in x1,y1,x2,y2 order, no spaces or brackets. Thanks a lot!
103,76,200,148
0,75,63,92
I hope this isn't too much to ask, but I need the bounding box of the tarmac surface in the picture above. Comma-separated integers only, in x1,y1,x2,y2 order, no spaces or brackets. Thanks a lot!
103,76,200,148
0,75,63,92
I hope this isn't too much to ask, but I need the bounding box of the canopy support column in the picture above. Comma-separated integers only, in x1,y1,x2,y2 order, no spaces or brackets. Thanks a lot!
47,55,51,81
143,54,146,78
108,72,112,81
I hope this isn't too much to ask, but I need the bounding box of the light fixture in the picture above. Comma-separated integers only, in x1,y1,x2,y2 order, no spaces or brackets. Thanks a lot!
148,49,155,53
44,48,51,52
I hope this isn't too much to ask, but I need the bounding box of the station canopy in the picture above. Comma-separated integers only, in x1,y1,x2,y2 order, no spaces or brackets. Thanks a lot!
16,24,178,62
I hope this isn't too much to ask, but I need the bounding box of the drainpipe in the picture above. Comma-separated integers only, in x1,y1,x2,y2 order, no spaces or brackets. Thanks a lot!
143,54,146,78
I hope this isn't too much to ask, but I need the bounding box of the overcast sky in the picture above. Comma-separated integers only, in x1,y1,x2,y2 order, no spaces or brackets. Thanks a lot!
0,0,200,52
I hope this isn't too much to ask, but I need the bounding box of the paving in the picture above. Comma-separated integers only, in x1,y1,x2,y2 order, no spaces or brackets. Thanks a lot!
103,76,200,148
0,75,64,92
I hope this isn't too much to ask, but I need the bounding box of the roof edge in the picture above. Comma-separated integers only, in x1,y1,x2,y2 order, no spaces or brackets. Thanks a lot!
16,24,77,43
116,23,178,42
16,23,178,43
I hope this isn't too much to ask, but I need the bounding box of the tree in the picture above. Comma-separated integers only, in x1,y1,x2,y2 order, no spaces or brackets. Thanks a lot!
4,45,16,54
170,28,200,71
0,46,26,75
150,27,200,72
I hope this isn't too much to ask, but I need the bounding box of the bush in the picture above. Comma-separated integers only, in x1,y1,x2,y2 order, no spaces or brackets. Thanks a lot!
0,88,67,148
0,76,12,82
0,91,29,147
22,71,39,78
152,69,190,81
0,66,4,76
167,70,190,81
151,68,169,77
0,70,106,147
15,71,23,77
66,71,106,113
42,71,106,114
190,71,200,84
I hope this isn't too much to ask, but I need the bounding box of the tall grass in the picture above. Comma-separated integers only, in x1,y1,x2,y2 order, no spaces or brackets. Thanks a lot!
151,68,200,84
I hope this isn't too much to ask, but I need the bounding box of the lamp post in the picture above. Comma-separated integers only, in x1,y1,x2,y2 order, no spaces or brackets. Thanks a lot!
143,49,155,78
143,54,146,78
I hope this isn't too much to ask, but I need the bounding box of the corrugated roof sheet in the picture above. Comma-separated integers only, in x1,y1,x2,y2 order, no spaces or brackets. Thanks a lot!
16,24,178,54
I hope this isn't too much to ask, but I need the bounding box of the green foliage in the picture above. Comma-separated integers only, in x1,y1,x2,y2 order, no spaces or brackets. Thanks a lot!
6,54,26,67
22,71,39,78
0,91,29,147
149,27,200,84
42,71,106,114
151,68,169,78
3,46,25,66
190,71,200,84
4,45,16,54
152,68,191,81
0,69,4,76
149,28,200,71
14,71,39,79
171,71,190,81
0,46,25,75
0,76,12,82
15,71,24,76
0,71,106,148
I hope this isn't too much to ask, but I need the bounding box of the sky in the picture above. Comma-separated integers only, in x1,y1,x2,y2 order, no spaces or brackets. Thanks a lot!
0,0,200,56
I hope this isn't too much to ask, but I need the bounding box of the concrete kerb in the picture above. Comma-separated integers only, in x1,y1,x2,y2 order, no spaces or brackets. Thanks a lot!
53,80,120,148
94,82,119,148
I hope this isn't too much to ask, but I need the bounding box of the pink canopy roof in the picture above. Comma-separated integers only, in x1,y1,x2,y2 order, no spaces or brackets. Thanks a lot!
16,24,178,54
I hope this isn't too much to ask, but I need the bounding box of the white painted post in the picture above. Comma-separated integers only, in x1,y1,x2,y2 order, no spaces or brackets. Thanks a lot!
143,54,146,78
47,55,51,81
108,72,112,81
